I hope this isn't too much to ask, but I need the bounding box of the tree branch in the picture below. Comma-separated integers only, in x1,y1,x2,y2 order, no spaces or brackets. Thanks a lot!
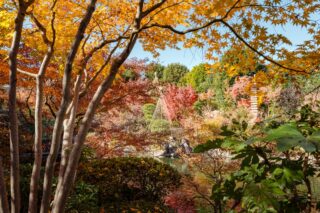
222,0,242,19
141,18,222,35
17,68,37,78
44,96,56,118
140,0,308,74
220,20,307,74
79,40,121,98
140,0,241,34
29,13,51,45
141,0,166,18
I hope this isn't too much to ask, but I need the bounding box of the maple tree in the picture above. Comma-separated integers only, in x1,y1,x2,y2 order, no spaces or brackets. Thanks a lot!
0,0,319,212
163,85,198,121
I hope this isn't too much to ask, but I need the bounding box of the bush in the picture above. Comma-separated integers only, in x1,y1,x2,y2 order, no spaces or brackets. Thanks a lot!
18,163,97,213
149,119,170,133
78,157,181,204
66,181,99,213
103,200,175,212
142,103,156,122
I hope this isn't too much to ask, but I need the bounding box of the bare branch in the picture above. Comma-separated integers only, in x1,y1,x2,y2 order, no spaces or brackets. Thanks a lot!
45,96,56,118
17,68,37,78
29,13,51,45
83,36,127,63
50,0,58,10
79,40,121,98
50,11,56,47
140,0,240,34
25,88,34,120
145,1,185,25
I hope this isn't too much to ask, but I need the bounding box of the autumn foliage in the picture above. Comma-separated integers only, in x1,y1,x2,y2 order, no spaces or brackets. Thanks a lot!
1,0,320,212
163,85,198,121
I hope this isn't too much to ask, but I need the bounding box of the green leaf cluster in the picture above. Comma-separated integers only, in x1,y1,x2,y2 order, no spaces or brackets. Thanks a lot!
162,63,189,84
78,157,181,203
193,105,320,212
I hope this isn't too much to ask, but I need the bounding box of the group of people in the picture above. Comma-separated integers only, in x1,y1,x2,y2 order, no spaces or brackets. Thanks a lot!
161,136,193,158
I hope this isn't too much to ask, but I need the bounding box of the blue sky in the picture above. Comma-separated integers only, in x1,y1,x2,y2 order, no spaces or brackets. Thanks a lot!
130,24,313,69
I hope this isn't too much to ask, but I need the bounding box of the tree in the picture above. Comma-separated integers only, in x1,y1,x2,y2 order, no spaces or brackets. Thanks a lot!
180,63,210,92
7,1,35,212
162,63,189,84
145,62,165,80
1,0,319,212
163,85,198,121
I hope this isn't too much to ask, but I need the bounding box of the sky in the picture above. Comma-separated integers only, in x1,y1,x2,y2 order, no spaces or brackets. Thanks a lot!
130,23,313,69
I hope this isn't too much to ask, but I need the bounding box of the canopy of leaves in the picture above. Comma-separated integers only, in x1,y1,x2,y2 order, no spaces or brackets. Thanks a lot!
180,63,211,92
162,63,189,84
145,63,165,81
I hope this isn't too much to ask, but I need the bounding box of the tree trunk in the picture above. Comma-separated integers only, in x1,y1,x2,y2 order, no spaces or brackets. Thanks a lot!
53,74,82,203
52,31,139,212
0,158,9,213
52,62,120,213
52,4,143,210
8,3,27,212
40,1,97,212
28,48,53,213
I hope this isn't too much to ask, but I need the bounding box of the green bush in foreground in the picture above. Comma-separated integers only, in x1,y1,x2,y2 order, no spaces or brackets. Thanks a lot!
78,157,181,204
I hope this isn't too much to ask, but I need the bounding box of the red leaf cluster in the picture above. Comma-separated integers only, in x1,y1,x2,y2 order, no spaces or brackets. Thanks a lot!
164,191,196,213
163,85,198,121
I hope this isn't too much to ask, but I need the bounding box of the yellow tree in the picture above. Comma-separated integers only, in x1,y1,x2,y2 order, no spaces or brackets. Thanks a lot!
1,0,320,212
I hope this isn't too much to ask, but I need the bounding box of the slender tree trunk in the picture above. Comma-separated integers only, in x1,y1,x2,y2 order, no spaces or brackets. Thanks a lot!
53,74,82,203
52,31,139,212
52,4,143,210
8,2,27,212
0,158,9,213
52,63,120,213
28,49,53,213
40,1,97,212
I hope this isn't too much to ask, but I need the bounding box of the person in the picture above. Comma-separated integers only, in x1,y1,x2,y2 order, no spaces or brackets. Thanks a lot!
180,138,192,154
161,136,178,158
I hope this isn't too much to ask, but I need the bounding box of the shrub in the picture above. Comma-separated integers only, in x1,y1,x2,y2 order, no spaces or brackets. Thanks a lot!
149,119,170,132
142,103,156,122
103,200,174,212
66,181,99,213
18,163,97,213
78,157,181,204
